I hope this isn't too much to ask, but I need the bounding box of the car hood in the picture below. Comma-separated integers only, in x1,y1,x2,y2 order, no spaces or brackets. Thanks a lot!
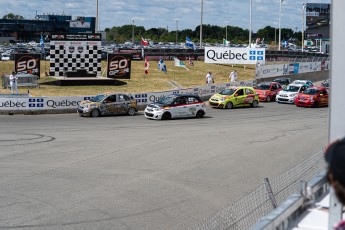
255,89,268,94
279,91,297,96
211,93,231,99
79,100,101,107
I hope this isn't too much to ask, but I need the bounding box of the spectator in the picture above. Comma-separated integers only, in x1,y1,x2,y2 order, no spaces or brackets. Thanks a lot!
205,71,214,85
9,71,18,95
325,137,345,230
229,70,238,82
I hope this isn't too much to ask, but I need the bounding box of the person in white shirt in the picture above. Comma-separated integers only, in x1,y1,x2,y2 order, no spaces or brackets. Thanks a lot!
205,71,214,85
9,71,18,95
229,70,238,82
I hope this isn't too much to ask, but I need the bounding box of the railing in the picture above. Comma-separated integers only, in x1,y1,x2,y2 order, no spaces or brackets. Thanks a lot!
192,150,327,230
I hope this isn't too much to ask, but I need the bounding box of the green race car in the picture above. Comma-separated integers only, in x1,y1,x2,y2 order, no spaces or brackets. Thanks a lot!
209,86,259,109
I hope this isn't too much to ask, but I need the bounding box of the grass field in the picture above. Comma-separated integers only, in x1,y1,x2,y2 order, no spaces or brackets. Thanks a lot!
0,60,256,96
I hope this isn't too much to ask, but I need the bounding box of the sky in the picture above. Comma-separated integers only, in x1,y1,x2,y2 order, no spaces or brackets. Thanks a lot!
1,0,331,33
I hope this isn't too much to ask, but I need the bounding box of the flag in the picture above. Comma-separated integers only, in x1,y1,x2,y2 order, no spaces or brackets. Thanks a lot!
40,34,44,49
144,57,149,74
186,37,197,50
141,36,149,46
158,58,167,74
223,38,230,46
174,57,189,70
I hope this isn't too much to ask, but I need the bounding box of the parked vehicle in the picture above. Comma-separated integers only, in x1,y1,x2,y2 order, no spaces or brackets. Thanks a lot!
145,94,206,120
295,86,329,107
209,86,259,109
77,93,137,117
0,53,10,61
255,82,283,102
276,84,309,104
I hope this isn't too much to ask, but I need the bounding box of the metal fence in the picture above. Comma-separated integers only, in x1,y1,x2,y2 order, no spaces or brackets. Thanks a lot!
265,56,330,65
192,150,327,230
1,74,39,89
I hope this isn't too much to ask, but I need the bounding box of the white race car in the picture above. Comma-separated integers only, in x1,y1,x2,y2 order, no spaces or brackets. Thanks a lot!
276,84,309,104
145,94,206,120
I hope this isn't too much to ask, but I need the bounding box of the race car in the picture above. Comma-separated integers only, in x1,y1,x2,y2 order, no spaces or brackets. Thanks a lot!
276,84,309,104
144,94,206,120
295,86,329,107
255,82,283,102
208,86,259,109
77,93,137,117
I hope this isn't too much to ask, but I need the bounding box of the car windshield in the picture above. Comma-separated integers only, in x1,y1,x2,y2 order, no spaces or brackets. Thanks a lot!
90,94,106,102
158,96,175,105
285,86,300,92
256,84,270,90
219,88,236,96
303,88,319,95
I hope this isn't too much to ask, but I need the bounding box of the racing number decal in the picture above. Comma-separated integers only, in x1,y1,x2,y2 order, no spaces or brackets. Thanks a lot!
107,54,132,79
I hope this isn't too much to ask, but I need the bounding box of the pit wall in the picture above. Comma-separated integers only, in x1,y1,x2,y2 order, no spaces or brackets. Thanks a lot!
0,70,328,115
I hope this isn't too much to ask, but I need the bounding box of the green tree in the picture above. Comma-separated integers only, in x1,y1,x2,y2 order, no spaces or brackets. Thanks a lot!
2,13,24,19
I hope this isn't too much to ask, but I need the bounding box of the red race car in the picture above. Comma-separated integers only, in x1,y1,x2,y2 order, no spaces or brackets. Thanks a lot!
255,82,283,102
295,86,329,107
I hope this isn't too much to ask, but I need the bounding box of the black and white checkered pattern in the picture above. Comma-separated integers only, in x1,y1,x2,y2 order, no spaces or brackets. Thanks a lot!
49,43,102,77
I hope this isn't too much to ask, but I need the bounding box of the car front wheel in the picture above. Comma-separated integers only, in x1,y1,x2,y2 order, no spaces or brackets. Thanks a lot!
252,100,259,108
127,107,136,116
195,110,205,118
91,109,100,117
162,112,171,120
266,96,271,102
225,102,233,109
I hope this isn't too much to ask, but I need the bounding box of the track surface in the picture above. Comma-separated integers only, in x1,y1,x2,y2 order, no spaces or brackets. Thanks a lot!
0,103,328,229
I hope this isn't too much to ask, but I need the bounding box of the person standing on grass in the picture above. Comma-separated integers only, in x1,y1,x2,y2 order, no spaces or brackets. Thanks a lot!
229,70,238,82
206,71,214,85
9,71,18,95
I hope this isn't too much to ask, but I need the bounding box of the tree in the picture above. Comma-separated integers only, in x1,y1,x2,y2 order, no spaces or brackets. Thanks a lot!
2,13,24,20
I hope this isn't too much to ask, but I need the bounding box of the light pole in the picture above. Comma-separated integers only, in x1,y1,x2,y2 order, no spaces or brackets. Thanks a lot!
273,21,277,48
278,0,283,51
249,0,252,47
174,19,179,44
224,20,229,41
131,19,134,44
200,0,203,48
96,0,98,33
302,3,306,52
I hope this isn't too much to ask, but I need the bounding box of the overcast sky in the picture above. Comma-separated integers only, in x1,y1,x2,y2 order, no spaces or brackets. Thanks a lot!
1,0,331,32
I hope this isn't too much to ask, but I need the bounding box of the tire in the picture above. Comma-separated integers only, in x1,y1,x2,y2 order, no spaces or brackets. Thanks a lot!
252,100,259,108
266,96,271,102
196,110,205,118
127,107,136,116
313,101,319,108
161,112,171,120
225,102,233,109
90,109,100,117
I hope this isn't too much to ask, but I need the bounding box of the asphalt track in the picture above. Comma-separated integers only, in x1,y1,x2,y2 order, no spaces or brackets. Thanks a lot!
0,102,329,230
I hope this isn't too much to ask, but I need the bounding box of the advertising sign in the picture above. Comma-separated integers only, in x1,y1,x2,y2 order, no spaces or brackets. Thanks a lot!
204,47,265,65
14,53,41,76
107,54,132,79
305,3,330,39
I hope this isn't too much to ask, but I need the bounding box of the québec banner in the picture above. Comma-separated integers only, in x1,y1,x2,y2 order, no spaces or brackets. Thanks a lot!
204,47,265,65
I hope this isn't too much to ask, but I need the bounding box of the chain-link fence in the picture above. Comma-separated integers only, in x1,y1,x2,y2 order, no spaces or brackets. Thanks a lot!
192,150,327,230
